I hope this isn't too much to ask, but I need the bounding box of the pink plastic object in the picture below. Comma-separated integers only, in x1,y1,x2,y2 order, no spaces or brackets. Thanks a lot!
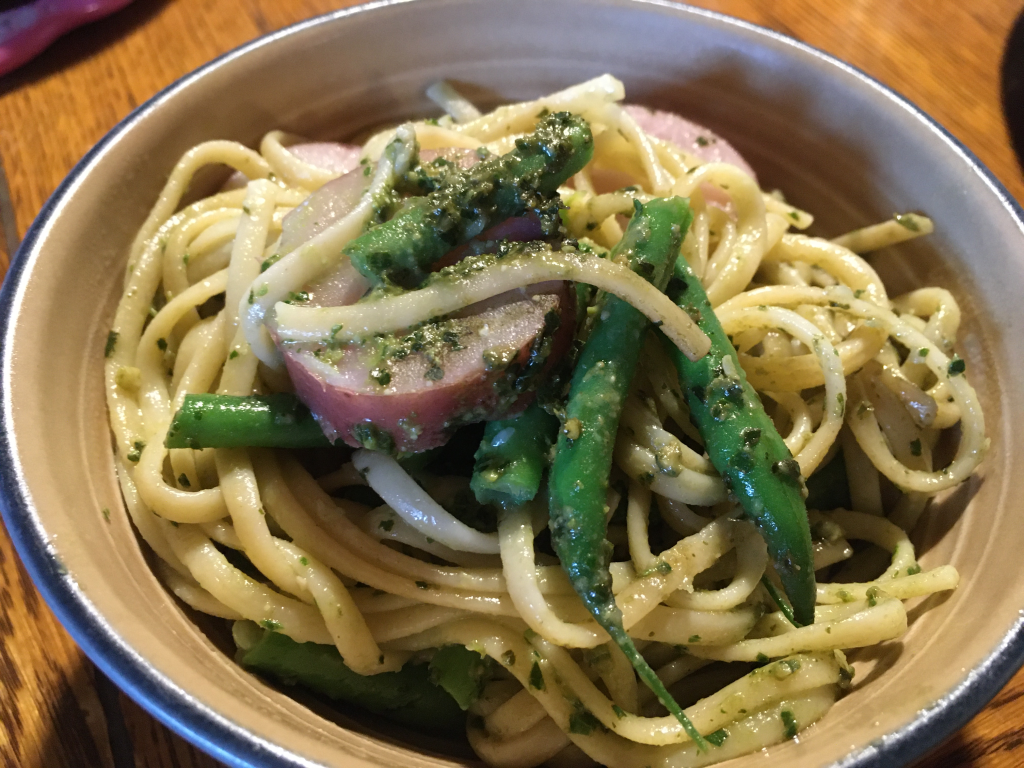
0,0,134,77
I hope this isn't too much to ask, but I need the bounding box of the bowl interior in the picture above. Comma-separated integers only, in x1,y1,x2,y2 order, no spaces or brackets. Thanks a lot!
3,1,1024,767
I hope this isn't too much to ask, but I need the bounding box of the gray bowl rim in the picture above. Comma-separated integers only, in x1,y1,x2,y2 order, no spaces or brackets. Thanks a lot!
2,0,1023,766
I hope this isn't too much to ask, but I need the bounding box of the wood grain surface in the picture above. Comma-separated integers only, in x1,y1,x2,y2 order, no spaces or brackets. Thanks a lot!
0,0,1022,766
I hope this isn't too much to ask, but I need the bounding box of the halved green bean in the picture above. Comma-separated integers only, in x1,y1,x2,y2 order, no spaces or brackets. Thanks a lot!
165,393,330,450
347,111,594,288
471,403,559,506
659,256,817,626
548,198,708,749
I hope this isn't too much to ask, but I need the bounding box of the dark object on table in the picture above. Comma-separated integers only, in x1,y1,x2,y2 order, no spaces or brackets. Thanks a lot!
0,0,134,77
1001,8,1024,173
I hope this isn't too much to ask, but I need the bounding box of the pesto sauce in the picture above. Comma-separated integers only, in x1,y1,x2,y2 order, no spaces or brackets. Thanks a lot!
350,422,396,455
348,112,591,288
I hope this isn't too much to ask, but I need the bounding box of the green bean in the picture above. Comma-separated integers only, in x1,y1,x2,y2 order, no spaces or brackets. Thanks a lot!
427,644,493,710
548,198,708,749
761,575,799,628
165,394,330,450
347,112,594,288
805,450,851,511
471,403,559,506
659,256,817,626
238,627,466,736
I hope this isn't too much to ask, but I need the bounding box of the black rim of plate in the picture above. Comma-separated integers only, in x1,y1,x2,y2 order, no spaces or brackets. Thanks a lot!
1,1,1023,766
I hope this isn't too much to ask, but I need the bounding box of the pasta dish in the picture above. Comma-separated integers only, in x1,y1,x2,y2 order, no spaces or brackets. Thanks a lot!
102,75,986,767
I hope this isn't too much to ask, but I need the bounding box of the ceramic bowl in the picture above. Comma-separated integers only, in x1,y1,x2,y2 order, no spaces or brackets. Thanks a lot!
2,1,1023,766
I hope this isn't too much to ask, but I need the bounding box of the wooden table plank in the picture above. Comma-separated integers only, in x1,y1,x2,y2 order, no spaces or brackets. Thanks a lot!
0,521,115,768
0,1,1021,767
117,692,223,768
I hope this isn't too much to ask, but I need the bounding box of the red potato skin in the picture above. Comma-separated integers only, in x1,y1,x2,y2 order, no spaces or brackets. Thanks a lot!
623,105,756,180
279,282,577,452
288,142,363,175
273,106,752,452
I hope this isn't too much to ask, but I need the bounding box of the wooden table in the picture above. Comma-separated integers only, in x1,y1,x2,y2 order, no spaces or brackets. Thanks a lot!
0,0,1021,765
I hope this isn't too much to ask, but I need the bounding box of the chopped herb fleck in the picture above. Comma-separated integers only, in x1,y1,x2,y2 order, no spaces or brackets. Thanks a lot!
299,556,309,566
104,331,119,358
910,439,922,456
379,519,394,532
894,213,920,232
415,580,429,589
177,473,191,488
688,634,701,643
568,702,602,735
502,650,516,666
706,729,728,747
947,356,966,376
156,337,168,351
126,440,145,463
101,507,111,522
260,619,282,632
260,254,281,272
350,422,396,455
770,458,802,487
532,663,548,692
907,563,922,576
781,709,798,740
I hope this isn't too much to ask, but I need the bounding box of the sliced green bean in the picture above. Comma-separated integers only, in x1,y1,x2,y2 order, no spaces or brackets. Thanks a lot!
805,450,851,511
165,394,330,450
471,403,559,506
428,644,493,710
347,111,594,288
659,257,817,626
548,198,708,749
238,627,466,736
